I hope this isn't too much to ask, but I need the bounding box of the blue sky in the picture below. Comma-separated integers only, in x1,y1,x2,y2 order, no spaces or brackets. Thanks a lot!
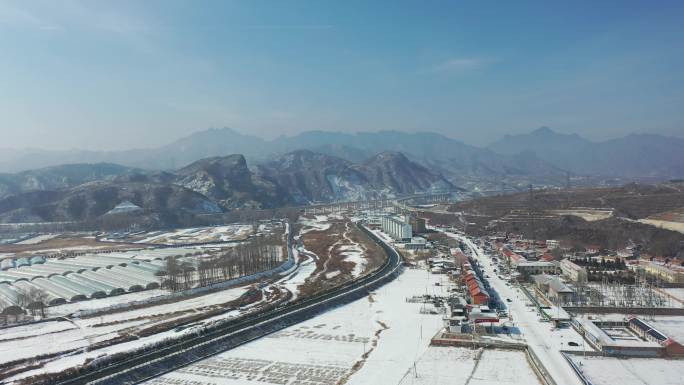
0,0,682,150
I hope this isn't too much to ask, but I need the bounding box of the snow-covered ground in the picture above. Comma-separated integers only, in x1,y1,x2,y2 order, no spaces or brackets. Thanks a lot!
339,244,366,276
48,289,168,316
14,233,60,245
298,215,371,279
567,355,684,385
440,230,587,385
145,268,446,385
548,209,613,222
2,221,296,383
661,288,684,303
396,347,541,385
638,219,684,234
298,215,332,234
145,265,542,385
275,246,317,300
0,285,251,381
136,225,254,244
648,316,684,342
471,349,542,385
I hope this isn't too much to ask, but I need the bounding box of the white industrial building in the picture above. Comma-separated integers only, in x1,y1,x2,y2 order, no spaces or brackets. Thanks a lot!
381,215,412,241
546,239,560,250
560,259,588,283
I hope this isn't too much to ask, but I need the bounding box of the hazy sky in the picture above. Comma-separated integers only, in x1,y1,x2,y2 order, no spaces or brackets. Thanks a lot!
1,0,683,151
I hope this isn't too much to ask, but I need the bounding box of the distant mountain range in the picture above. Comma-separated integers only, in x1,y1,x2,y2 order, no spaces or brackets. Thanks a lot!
0,126,682,224
0,128,566,196
2,127,681,181
489,127,684,178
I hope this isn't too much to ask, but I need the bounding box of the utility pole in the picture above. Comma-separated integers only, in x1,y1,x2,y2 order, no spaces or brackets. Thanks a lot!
528,184,537,259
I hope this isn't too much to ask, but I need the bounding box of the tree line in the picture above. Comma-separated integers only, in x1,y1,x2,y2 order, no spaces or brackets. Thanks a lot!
159,235,285,292
572,256,627,270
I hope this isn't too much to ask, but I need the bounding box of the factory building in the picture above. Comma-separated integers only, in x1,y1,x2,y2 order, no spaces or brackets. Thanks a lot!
628,316,684,357
573,317,684,357
532,274,575,304
408,216,427,233
641,262,684,285
381,215,412,241
546,239,560,250
560,259,588,283
516,261,558,278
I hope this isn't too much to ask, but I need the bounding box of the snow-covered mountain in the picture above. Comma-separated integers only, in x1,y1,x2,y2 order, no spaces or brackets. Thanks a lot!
0,150,453,223
254,150,452,204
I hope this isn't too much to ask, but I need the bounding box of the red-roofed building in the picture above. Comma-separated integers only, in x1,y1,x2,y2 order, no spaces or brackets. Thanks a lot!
450,248,469,267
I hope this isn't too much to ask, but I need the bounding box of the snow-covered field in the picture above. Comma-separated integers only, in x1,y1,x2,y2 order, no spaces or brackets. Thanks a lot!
638,219,684,234
298,215,374,280
136,225,254,244
471,349,541,385
548,209,613,222
636,316,684,343
1,221,296,383
339,244,366,276
275,245,317,300
568,355,684,385
298,215,332,234
49,289,168,316
145,268,446,385
397,347,541,385
145,265,542,385
1,285,252,382
14,233,60,245
661,288,684,303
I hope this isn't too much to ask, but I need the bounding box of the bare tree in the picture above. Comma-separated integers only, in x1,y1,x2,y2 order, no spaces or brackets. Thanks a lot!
31,287,50,318
16,287,49,318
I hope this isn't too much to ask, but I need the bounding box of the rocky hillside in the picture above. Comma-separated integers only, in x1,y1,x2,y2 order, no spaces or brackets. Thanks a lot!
355,152,452,194
254,150,365,204
254,150,453,204
175,155,286,209
0,163,140,199
0,181,221,224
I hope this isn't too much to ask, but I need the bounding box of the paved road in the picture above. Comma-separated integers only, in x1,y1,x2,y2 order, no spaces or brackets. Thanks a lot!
442,230,584,385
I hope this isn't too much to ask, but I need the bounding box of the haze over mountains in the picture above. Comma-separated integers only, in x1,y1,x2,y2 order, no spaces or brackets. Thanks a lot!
489,127,684,178
2,127,682,180
0,126,682,224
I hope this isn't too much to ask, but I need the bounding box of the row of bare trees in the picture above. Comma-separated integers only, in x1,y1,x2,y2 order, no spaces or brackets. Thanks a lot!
159,235,285,292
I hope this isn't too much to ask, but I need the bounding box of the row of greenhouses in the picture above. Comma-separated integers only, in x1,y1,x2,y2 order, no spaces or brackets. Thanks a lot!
0,255,165,314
